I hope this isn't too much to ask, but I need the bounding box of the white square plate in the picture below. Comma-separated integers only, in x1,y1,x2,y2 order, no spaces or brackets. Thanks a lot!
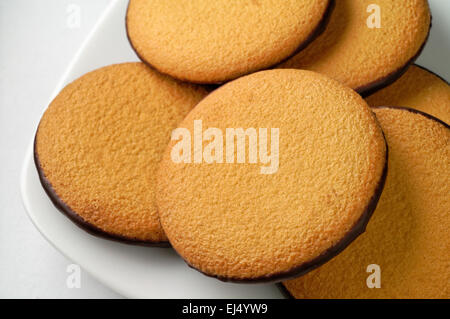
20,0,449,298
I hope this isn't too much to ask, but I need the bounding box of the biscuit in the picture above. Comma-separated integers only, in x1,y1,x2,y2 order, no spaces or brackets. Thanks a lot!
126,0,333,84
157,69,387,282
367,65,450,124
283,107,450,298
35,62,208,245
278,0,431,96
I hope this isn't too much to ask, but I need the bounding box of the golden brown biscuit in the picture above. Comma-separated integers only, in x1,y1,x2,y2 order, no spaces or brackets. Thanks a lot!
126,0,333,84
35,62,208,245
367,65,450,124
278,0,431,96
283,107,450,299
157,69,387,282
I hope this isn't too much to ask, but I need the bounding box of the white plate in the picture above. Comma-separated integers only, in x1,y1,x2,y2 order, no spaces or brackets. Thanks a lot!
21,0,449,299
20,0,283,299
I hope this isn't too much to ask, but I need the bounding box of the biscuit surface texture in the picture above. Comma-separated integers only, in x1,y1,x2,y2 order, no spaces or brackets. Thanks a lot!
367,65,450,124
35,62,208,243
284,107,450,298
157,69,387,281
278,0,431,95
126,0,331,84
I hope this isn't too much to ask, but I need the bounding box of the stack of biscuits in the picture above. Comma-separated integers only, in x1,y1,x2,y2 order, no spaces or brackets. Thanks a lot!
34,0,449,298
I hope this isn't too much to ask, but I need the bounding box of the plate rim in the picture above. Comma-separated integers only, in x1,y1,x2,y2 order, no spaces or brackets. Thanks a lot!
19,0,283,299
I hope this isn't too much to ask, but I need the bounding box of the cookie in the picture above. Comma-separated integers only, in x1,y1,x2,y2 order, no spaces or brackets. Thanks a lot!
157,69,387,282
35,62,208,245
283,107,449,298
367,65,450,124
278,0,431,96
126,0,333,84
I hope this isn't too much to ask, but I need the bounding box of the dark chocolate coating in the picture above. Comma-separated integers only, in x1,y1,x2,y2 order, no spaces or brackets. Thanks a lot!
356,0,432,97
372,105,449,128
277,283,295,299
171,132,389,284
357,20,432,98
34,128,170,247
282,106,449,299
274,2,432,98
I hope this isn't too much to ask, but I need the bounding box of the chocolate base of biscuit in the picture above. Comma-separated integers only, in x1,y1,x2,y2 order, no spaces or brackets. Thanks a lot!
125,0,336,86
372,105,449,128
359,13,432,97
282,107,448,298
276,283,295,299
33,132,170,248
176,136,389,284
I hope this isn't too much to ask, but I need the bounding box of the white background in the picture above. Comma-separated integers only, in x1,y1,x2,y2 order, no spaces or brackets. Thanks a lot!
0,0,449,298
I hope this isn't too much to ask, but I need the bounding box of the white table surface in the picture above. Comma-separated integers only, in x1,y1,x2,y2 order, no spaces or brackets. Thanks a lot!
0,0,448,299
